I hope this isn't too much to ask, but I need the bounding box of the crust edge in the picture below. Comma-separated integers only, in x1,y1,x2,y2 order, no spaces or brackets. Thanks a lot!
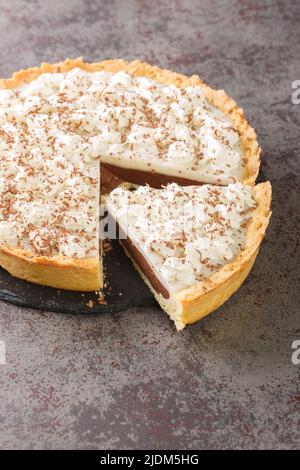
175,181,271,327
0,244,102,291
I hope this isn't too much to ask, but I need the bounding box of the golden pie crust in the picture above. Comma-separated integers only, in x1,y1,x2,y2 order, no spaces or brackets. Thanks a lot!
0,245,101,291
174,181,271,328
0,58,263,293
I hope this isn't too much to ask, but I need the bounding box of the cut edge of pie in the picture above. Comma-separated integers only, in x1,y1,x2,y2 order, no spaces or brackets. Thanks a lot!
0,58,262,292
110,181,271,330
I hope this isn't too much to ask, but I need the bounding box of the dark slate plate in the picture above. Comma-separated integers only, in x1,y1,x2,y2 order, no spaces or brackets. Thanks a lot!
0,239,157,314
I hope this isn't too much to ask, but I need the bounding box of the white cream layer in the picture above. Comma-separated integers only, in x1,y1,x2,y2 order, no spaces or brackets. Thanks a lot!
106,183,256,293
0,67,244,258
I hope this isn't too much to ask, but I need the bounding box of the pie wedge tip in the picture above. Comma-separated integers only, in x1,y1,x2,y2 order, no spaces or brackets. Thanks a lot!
106,181,271,330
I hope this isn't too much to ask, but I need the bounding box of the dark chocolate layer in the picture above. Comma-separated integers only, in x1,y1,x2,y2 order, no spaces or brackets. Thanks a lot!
102,163,204,190
115,220,170,299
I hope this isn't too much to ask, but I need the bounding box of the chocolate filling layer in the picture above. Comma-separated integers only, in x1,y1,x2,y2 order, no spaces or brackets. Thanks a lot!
112,219,170,299
102,163,204,190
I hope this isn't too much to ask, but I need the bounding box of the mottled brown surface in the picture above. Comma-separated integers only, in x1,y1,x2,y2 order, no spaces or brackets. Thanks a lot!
0,0,299,450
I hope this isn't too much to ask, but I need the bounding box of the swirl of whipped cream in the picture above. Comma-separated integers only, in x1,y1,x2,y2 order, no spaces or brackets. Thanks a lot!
167,141,195,165
0,221,21,246
160,257,196,289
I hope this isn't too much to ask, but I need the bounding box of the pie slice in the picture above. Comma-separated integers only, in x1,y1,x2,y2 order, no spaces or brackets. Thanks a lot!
106,182,271,330
0,58,262,292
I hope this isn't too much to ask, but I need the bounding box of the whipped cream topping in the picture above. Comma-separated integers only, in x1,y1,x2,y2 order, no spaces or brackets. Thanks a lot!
0,67,243,258
0,71,100,258
106,183,256,293
85,69,242,183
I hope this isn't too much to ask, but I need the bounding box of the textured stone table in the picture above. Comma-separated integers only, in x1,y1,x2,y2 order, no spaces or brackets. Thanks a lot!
0,0,299,450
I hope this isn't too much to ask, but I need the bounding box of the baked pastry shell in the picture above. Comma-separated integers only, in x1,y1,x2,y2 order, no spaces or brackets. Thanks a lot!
0,58,262,291
0,245,102,291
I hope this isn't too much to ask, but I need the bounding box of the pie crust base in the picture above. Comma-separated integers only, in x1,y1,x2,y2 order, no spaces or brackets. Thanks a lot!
0,58,262,292
0,244,101,291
